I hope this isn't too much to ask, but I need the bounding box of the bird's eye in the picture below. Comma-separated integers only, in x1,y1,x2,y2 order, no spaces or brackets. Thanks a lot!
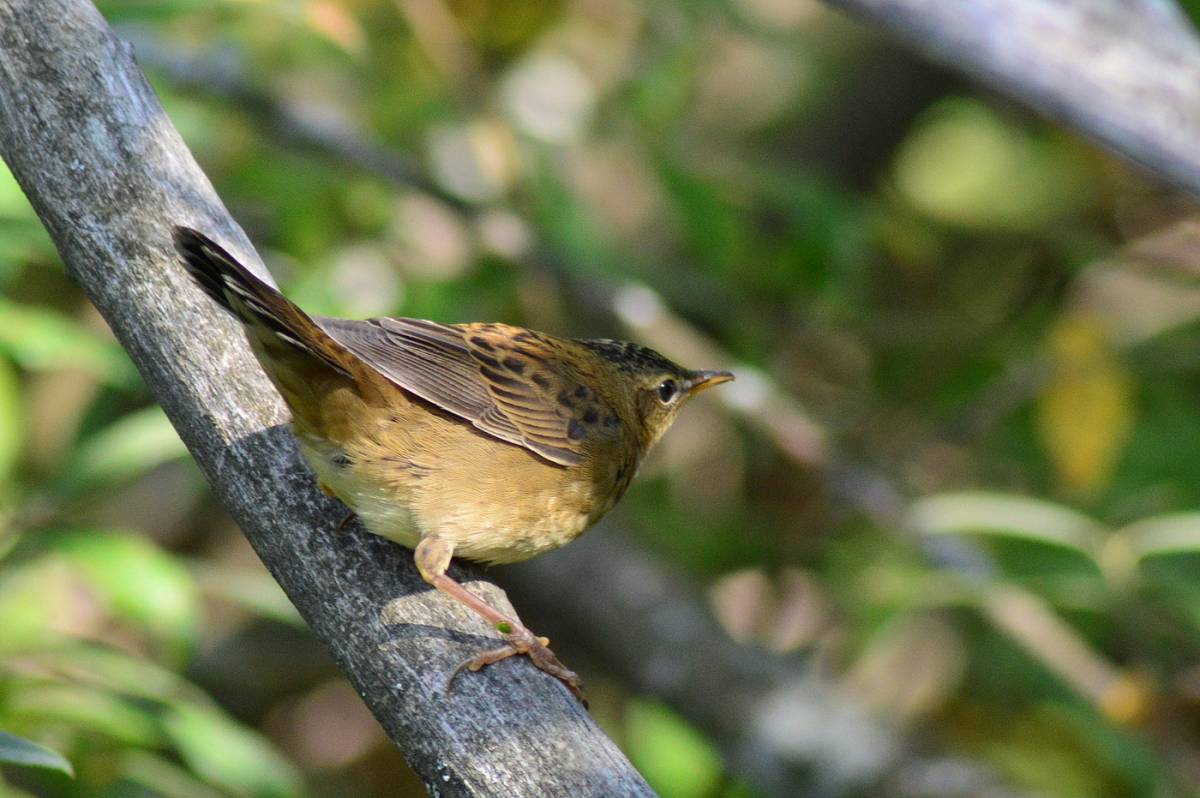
656,379,678,404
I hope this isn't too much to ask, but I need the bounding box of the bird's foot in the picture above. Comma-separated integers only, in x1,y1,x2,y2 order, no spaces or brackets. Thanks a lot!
447,622,586,705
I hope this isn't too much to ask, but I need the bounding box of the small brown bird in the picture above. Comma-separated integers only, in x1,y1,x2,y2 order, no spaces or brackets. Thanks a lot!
174,226,732,700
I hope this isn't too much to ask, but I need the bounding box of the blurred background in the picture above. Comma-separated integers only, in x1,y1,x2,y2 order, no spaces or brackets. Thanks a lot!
4,0,1200,796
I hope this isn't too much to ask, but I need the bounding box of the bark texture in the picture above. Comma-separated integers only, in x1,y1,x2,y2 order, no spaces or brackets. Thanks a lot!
0,2,654,795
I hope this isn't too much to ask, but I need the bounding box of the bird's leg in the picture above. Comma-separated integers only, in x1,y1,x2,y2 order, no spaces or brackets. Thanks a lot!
414,536,585,703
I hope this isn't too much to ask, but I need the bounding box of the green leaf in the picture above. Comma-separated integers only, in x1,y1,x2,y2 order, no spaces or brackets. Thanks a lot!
60,406,188,495
0,732,74,777
116,750,229,798
0,356,23,484
163,704,305,798
13,643,205,706
1119,513,1200,560
624,700,722,798
0,299,137,386
909,491,1102,557
4,685,161,747
56,529,198,658
893,97,1096,231
0,160,30,218
0,559,76,653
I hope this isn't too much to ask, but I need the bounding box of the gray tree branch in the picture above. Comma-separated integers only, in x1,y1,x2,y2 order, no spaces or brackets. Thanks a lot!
822,0,1200,196
0,2,654,795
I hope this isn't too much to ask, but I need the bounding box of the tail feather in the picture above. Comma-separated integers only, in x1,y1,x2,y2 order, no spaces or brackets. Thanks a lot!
173,226,352,378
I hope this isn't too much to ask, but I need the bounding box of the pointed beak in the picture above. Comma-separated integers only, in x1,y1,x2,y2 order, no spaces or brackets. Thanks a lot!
686,369,734,396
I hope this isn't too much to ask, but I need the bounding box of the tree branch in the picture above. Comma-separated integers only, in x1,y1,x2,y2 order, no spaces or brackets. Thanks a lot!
821,0,1200,196
0,2,654,795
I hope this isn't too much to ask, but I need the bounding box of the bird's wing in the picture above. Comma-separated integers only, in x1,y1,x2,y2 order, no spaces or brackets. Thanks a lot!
316,317,594,466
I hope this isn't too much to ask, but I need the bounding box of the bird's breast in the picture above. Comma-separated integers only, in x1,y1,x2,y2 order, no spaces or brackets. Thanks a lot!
296,408,631,565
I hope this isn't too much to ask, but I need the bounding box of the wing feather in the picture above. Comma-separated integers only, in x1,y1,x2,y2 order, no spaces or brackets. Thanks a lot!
316,317,606,466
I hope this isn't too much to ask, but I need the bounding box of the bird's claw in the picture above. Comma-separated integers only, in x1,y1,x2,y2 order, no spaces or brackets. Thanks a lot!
446,624,587,705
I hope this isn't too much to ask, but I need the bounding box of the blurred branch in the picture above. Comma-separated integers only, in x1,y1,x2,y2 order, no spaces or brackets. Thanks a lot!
821,0,1200,197
505,527,1030,798
0,3,656,796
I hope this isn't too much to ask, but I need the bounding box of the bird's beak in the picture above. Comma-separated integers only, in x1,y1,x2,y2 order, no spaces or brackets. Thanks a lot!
686,369,734,396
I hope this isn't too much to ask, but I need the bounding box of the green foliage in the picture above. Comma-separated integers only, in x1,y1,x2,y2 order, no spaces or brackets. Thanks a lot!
0,733,73,778
56,529,199,659
0,300,138,388
624,701,726,798
893,98,1097,231
58,407,188,497
163,706,304,798
0,358,23,485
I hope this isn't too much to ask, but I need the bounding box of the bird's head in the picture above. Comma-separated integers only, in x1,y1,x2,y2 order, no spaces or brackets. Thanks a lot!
576,339,733,452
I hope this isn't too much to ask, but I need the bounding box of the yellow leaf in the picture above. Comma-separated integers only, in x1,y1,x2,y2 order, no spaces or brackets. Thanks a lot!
1037,314,1133,494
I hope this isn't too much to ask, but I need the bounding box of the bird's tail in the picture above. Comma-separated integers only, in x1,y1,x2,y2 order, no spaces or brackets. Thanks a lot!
173,226,353,379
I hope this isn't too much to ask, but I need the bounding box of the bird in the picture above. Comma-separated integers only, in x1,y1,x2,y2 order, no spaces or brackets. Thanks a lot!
174,226,733,702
